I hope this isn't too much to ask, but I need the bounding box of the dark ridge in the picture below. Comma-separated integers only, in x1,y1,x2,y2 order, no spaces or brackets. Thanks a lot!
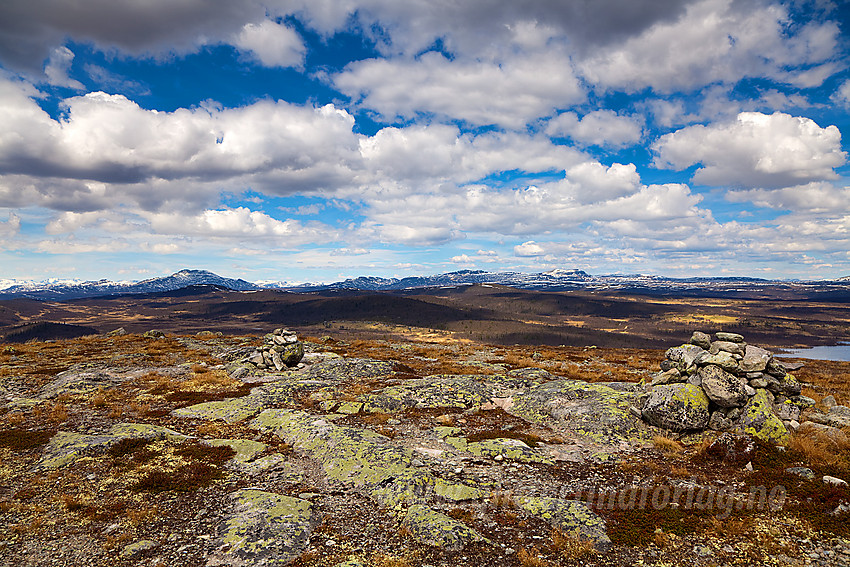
2,321,100,343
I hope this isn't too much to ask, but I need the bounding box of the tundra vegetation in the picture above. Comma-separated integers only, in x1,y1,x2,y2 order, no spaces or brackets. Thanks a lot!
0,324,847,566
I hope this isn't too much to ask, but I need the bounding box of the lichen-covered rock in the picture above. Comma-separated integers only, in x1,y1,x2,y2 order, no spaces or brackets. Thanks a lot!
515,496,611,551
698,365,748,407
37,422,191,469
361,375,494,413
276,342,304,367
510,379,650,445
172,397,266,423
204,439,267,466
250,409,430,509
209,489,316,566
735,389,789,444
780,373,802,396
642,383,710,431
402,504,486,550
443,436,553,464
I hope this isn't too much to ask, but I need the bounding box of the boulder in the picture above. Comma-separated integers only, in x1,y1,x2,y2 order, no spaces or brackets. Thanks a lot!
689,331,712,350
715,332,745,343
695,350,739,372
710,341,746,357
665,344,706,370
698,365,748,407
642,383,710,431
734,389,789,444
740,345,772,373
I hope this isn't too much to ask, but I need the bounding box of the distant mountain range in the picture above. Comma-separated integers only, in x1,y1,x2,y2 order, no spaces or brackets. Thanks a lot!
1,268,850,301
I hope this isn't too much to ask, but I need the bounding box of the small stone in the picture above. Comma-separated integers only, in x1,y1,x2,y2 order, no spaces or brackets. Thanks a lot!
823,475,848,487
494,455,504,462
744,461,754,472
822,395,837,408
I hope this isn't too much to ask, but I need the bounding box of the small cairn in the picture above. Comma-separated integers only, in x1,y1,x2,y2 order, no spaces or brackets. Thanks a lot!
641,331,815,444
244,328,304,371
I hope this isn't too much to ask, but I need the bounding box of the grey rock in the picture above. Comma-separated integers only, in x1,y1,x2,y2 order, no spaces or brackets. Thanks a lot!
829,405,850,418
823,476,848,487
822,395,837,408
710,341,746,357
650,368,681,386
740,345,772,373
665,344,706,369
689,331,712,350
715,332,745,343
744,385,756,396
746,372,765,380
765,358,787,378
698,365,748,407
642,383,710,431
695,350,740,372
780,374,802,396
797,421,849,444
749,378,769,388
773,401,801,422
708,410,732,431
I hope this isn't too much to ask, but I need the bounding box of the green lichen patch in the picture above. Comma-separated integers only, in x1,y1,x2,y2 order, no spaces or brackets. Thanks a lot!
210,489,316,566
361,375,496,413
433,479,485,501
516,496,611,551
402,504,487,550
736,389,789,444
445,436,553,464
171,396,265,423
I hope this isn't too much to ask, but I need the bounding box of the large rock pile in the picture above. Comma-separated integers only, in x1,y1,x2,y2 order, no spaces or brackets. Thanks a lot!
641,331,814,443
244,328,305,371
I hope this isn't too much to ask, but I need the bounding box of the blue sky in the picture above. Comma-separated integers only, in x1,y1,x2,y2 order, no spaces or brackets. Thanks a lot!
1,0,850,285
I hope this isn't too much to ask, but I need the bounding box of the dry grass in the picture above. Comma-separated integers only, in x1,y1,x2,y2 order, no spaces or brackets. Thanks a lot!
550,529,596,560
653,434,685,456
788,427,850,471
517,547,549,567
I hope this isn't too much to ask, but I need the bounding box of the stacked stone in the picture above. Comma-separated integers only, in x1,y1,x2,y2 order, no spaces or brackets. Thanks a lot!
245,328,304,371
641,331,815,443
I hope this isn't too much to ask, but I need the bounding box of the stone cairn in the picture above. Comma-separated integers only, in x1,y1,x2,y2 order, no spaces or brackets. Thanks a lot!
244,328,305,371
640,331,815,443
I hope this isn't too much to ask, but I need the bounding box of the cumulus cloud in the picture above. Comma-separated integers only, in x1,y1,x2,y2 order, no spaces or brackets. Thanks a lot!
545,110,643,148
334,48,584,129
0,212,21,237
43,46,84,89
579,0,841,93
233,19,306,68
725,182,850,213
514,241,544,256
652,111,846,188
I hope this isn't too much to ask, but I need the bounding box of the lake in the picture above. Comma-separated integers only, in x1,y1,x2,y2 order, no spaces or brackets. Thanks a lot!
777,343,850,362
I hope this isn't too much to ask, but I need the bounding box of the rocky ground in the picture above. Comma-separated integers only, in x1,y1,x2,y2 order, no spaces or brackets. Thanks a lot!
0,329,848,567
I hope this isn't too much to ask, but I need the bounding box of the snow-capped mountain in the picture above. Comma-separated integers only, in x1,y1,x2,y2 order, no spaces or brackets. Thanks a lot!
1,268,849,301
0,270,257,300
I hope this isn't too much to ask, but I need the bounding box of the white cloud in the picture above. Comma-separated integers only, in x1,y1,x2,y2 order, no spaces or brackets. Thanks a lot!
579,0,841,93
43,46,84,89
545,110,643,148
146,207,335,242
233,19,306,68
652,111,846,188
0,212,21,237
725,182,850,213
833,79,850,107
514,241,544,256
334,48,584,129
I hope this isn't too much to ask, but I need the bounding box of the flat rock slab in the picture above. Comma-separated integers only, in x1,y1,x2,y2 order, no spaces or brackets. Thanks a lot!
402,504,487,550
208,490,316,567
509,379,651,446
